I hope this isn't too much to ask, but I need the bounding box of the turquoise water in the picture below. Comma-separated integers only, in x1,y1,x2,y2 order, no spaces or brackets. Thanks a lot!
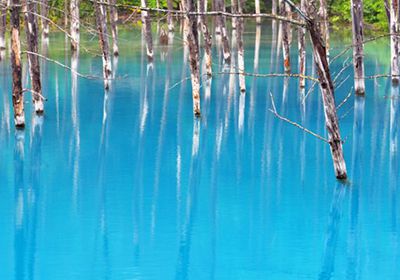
0,21,399,279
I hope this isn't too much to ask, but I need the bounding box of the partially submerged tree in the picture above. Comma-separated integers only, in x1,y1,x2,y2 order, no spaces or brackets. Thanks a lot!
25,0,44,113
40,0,50,38
280,0,291,73
199,0,213,76
95,0,112,90
70,0,80,51
183,0,201,117
108,0,119,56
351,0,365,95
10,0,24,127
390,0,399,84
215,0,231,64
141,0,154,62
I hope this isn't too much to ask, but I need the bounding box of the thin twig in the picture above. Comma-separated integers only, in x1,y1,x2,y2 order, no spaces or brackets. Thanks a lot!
269,92,329,143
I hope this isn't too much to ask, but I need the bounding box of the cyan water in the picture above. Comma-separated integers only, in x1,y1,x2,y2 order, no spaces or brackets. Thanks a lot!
0,21,399,279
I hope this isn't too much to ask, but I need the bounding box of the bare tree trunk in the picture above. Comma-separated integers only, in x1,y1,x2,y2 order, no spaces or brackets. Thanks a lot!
319,0,329,57
255,0,261,24
280,0,291,73
199,0,212,76
298,0,306,88
231,0,236,29
70,0,79,51
108,0,119,56
272,0,278,15
40,0,49,38
24,0,44,113
95,0,112,90
216,0,230,64
141,0,154,62
167,0,174,32
184,0,201,117
11,0,24,127
351,0,365,95
391,0,399,84
0,0,7,50
305,3,347,180
236,0,246,93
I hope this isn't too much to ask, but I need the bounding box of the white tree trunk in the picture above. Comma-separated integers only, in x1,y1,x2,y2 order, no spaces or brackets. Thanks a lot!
298,0,306,88
351,0,365,95
280,0,291,73
236,0,246,93
108,0,119,56
141,0,154,62
70,0,80,51
391,0,399,84
95,0,112,90
40,0,49,38
255,0,261,24
0,0,7,50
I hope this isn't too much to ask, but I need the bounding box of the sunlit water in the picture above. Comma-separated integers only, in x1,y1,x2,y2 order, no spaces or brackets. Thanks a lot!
0,20,399,279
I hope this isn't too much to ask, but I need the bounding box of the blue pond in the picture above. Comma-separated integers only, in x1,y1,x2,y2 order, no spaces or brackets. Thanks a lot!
0,21,399,279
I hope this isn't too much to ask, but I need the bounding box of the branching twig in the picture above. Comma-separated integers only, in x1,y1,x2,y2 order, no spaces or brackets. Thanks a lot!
269,92,329,143
336,87,353,110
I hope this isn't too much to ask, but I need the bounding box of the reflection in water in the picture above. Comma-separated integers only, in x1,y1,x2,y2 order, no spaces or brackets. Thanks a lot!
319,184,347,280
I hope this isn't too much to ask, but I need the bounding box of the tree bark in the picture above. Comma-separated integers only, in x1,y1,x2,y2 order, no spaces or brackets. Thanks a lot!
0,0,7,50
108,0,119,56
25,0,44,113
236,0,246,93
40,0,49,38
70,0,80,51
255,0,261,24
199,0,212,76
280,0,291,73
216,0,230,64
141,0,154,62
319,0,330,57
167,0,174,32
351,0,365,95
298,0,306,88
305,2,347,180
391,0,399,84
184,0,201,117
11,0,25,127
95,0,112,90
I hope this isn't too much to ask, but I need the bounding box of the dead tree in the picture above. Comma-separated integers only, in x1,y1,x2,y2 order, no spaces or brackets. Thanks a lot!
390,0,399,84
199,0,212,76
215,0,231,64
95,0,112,90
40,0,50,38
108,0,119,56
298,0,306,88
351,0,365,95
285,0,348,179
25,0,44,113
272,0,278,15
167,0,174,32
236,0,246,93
255,0,261,24
70,0,80,51
11,0,24,127
184,0,201,117
0,0,7,50
280,0,291,73
141,0,154,62
319,0,329,57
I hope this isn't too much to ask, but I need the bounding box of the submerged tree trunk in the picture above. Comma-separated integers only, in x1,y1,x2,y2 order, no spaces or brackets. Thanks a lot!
255,0,261,24
184,0,201,117
280,0,291,73
167,0,174,32
298,0,306,88
216,0,231,64
390,0,399,84
70,0,80,51
25,0,44,113
199,0,212,76
141,0,154,62
296,1,347,179
108,0,119,56
95,0,112,90
236,0,246,93
40,0,49,38
351,0,365,95
0,0,7,50
11,0,24,127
